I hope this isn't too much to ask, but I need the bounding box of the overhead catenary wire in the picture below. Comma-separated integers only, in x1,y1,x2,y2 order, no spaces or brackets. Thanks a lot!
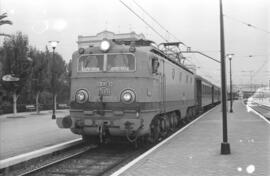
224,14,270,34
131,0,187,47
129,0,222,64
119,0,220,67
119,0,169,42
252,59,269,78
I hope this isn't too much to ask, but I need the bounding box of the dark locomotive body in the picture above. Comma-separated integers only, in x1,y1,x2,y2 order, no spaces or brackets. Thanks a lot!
57,37,220,143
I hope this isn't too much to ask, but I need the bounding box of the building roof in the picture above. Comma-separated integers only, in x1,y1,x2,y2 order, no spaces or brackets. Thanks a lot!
77,30,145,48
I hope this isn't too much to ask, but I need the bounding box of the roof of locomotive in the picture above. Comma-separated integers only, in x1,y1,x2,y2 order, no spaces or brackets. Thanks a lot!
112,39,194,74
73,38,194,74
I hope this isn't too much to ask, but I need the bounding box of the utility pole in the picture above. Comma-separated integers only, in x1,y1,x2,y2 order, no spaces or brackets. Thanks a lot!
220,0,230,155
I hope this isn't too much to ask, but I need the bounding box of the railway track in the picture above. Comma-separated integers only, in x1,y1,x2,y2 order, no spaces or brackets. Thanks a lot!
13,119,194,176
1,106,212,176
19,143,150,176
248,102,270,120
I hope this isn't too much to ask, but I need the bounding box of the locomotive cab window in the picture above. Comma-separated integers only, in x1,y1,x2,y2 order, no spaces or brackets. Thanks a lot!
78,55,104,72
151,57,159,74
107,54,135,72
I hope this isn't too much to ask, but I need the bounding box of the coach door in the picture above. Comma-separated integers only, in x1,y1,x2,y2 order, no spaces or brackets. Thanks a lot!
196,79,202,107
211,86,214,104
152,57,166,113
161,59,166,113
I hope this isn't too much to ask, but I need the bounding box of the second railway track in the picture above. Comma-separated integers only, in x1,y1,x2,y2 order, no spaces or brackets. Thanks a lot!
248,101,270,120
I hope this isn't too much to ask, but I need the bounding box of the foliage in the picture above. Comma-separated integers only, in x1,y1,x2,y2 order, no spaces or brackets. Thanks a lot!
0,32,71,114
0,12,13,37
1,32,32,94
29,47,49,93
0,13,12,25
46,51,70,103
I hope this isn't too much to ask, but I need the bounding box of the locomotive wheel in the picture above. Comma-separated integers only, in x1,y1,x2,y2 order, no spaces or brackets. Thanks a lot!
176,112,182,127
171,112,178,130
171,112,178,129
191,107,196,119
169,114,174,131
190,107,194,118
150,118,160,143
165,117,170,131
159,117,167,138
186,108,192,122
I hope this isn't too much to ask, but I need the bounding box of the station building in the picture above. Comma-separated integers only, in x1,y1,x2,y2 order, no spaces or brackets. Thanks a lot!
77,30,146,49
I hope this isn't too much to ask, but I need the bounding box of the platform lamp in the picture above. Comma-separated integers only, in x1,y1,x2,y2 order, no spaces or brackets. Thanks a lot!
227,54,234,113
48,40,59,120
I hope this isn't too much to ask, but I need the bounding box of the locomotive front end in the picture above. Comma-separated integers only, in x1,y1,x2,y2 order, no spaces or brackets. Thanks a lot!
58,39,154,142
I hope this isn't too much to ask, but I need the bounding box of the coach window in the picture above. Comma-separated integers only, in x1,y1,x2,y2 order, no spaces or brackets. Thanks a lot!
78,55,104,72
203,85,205,94
107,54,135,72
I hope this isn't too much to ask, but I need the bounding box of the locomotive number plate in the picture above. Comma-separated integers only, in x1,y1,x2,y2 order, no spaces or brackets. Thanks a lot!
98,81,112,96
99,87,111,96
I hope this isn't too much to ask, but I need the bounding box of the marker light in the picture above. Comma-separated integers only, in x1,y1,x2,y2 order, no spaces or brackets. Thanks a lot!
129,46,136,53
75,89,89,103
78,48,85,54
100,40,110,52
129,41,136,52
121,89,136,104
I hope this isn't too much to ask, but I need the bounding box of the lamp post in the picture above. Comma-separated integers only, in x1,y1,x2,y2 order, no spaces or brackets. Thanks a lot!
227,54,234,113
219,0,230,155
48,41,59,120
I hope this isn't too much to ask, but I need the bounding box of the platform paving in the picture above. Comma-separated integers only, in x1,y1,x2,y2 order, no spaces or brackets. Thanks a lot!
0,110,80,160
115,100,270,176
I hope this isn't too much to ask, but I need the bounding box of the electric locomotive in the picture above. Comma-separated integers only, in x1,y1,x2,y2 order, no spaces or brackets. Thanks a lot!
57,33,220,144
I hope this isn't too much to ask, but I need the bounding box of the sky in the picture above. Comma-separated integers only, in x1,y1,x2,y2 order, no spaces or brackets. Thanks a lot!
0,0,269,86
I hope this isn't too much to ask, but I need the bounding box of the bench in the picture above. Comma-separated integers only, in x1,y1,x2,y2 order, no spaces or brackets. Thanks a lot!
25,105,35,112
58,104,69,109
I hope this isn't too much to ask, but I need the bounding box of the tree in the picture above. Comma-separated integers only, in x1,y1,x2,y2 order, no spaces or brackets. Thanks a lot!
28,47,49,114
1,32,32,114
56,62,70,104
0,12,12,112
0,13,12,37
0,48,4,108
46,50,67,109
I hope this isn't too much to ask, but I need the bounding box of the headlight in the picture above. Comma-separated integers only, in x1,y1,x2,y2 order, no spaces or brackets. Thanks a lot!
121,89,136,104
100,40,110,52
75,89,89,103
123,93,132,101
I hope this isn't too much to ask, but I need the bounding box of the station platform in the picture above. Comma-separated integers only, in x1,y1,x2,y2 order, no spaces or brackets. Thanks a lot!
0,110,80,160
113,100,270,176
